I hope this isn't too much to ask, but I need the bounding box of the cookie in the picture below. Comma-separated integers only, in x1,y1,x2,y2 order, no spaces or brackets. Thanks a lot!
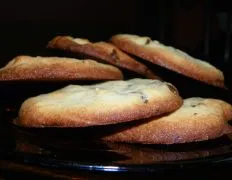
47,36,158,79
0,55,123,81
111,34,225,88
15,78,182,127
102,98,232,144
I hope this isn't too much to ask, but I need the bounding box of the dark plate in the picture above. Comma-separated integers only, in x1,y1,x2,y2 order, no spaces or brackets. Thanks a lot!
0,109,232,173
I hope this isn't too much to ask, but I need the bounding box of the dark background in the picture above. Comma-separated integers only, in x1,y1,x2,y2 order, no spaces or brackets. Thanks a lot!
0,0,231,92
0,0,231,65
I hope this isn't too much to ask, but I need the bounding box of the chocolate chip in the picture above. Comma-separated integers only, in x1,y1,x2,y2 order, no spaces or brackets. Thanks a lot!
144,99,148,104
110,49,120,64
140,93,148,104
194,113,198,115
198,102,205,106
191,102,204,107
145,38,152,45
166,83,177,94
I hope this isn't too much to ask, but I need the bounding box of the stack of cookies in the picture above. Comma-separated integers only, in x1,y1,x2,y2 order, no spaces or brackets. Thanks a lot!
0,34,231,144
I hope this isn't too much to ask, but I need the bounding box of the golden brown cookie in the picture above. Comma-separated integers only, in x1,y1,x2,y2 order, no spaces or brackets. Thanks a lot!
15,78,182,127
102,98,232,144
0,55,123,81
111,34,225,88
47,36,158,79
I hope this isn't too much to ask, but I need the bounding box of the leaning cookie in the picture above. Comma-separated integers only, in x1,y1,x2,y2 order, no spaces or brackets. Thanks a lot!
111,34,225,88
0,56,123,81
102,98,232,144
15,78,182,127
47,36,158,79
